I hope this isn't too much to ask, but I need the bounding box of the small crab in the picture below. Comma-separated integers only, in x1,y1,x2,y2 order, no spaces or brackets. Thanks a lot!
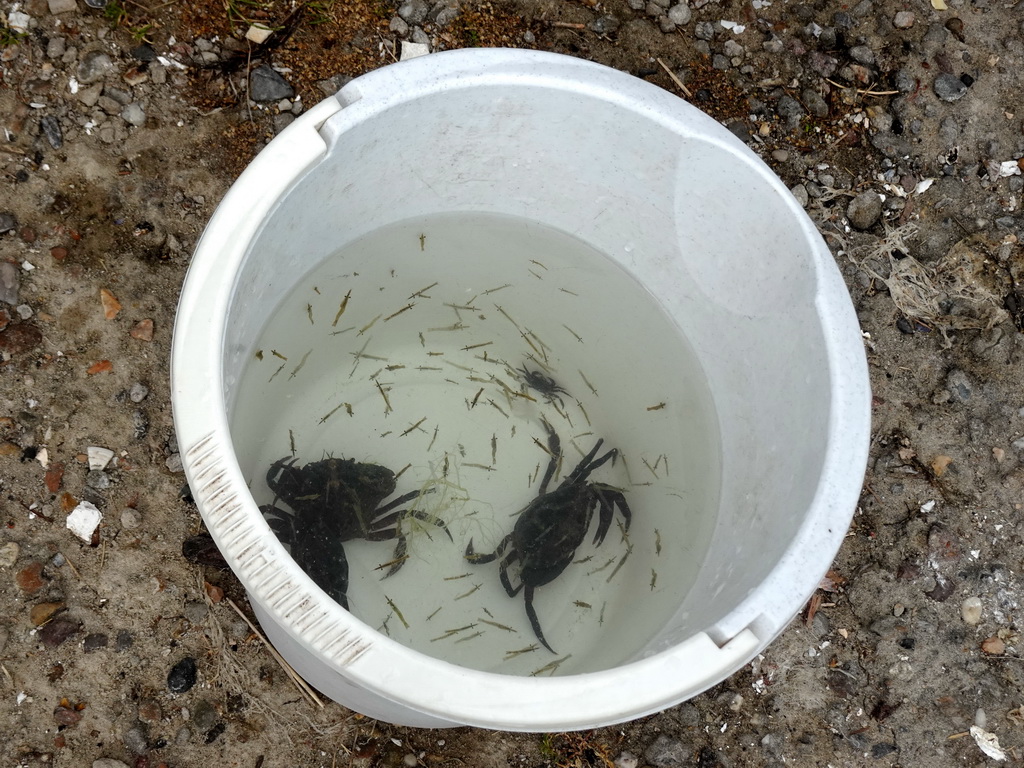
260,456,447,609
517,364,569,406
465,421,631,652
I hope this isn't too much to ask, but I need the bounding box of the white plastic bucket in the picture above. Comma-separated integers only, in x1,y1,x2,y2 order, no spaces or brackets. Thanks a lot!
171,49,870,730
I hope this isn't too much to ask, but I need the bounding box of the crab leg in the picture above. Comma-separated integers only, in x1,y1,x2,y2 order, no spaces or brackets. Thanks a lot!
523,585,555,653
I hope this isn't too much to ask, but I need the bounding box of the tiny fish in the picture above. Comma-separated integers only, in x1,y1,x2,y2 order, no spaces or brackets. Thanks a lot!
409,282,438,300
504,644,539,659
358,314,382,336
385,595,410,629
288,349,312,379
578,369,598,397
401,417,427,436
647,402,667,411
531,655,571,677
479,619,517,633
384,303,416,321
271,349,288,361
306,303,314,325
332,290,351,327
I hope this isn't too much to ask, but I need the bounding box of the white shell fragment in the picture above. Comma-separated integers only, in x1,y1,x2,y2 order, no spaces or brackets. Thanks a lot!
400,41,430,61
66,501,102,542
87,446,115,471
246,24,274,44
998,160,1022,177
969,726,1007,761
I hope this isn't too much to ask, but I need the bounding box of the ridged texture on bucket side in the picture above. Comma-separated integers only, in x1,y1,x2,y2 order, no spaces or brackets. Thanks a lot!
185,431,372,668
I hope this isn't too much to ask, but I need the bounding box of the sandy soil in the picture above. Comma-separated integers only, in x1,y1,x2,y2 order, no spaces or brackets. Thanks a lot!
1,0,1023,765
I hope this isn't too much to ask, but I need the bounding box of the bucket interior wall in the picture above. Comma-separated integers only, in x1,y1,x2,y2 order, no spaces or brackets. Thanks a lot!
223,82,831,659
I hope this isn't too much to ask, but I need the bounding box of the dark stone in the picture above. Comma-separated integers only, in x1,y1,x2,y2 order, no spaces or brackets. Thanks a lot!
168,656,198,693
39,617,82,648
0,212,17,234
926,576,956,602
204,722,226,744
249,64,294,102
116,629,134,651
130,44,157,61
847,191,883,230
871,743,897,758
933,73,967,102
40,116,63,149
84,632,109,652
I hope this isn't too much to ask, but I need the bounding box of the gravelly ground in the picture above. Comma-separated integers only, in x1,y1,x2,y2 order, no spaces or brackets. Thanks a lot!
1,0,1023,766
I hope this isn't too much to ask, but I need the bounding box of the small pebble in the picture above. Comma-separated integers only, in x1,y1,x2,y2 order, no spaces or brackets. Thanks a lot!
123,726,148,755
115,629,134,651
981,636,1005,655
847,191,883,230
130,318,154,341
184,600,209,624
121,103,146,127
54,704,84,725
644,734,691,766
389,16,410,35
667,3,691,25
93,761,131,768
83,632,109,652
168,656,198,693
961,596,983,625
30,601,66,626
40,617,81,648
129,382,150,403
16,561,47,593
933,73,968,102
0,541,20,568
77,50,114,84
40,116,63,149
0,260,20,305
250,64,294,102
615,753,639,768
121,508,142,529
191,698,218,731
893,11,915,28
138,698,162,723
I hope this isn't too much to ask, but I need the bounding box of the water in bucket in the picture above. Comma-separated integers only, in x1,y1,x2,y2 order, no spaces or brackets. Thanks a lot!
230,212,721,675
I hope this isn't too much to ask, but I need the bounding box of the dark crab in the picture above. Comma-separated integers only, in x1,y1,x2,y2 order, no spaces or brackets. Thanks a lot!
260,456,447,610
517,364,569,406
465,421,631,652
